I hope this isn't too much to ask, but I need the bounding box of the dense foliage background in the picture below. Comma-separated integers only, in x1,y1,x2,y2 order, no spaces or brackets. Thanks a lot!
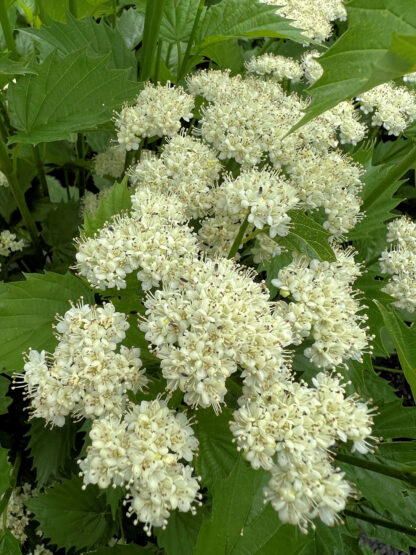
1,0,416,554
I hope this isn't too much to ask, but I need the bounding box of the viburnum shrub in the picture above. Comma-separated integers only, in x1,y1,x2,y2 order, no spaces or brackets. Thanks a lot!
1,1,416,554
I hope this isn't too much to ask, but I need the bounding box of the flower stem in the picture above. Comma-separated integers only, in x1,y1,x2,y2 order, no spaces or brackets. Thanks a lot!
227,213,250,259
140,0,166,82
0,137,40,251
344,508,416,538
336,452,416,487
0,0,17,58
177,0,205,81
374,365,403,374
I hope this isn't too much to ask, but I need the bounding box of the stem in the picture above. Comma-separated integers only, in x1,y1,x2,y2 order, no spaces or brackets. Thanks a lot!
363,143,416,210
0,137,40,251
68,0,76,17
154,39,163,82
374,365,403,374
33,144,48,196
344,509,416,538
257,38,274,57
177,0,204,81
118,507,125,542
227,213,250,259
336,452,416,487
140,0,166,81
176,41,182,81
242,228,264,244
112,0,117,28
0,0,17,57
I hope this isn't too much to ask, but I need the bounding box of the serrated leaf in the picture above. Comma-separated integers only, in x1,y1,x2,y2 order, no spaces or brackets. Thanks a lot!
0,376,11,415
0,530,22,555
0,447,11,497
276,211,335,262
0,52,36,88
194,408,238,489
300,521,363,555
159,0,201,43
27,418,77,487
156,509,206,555
0,272,94,374
193,0,307,53
194,456,308,555
26,476,113,551
116,8,144,50
7,50,139,145
83,176,132,238
23,14,137,77
296,0,416,129
376,302,416,401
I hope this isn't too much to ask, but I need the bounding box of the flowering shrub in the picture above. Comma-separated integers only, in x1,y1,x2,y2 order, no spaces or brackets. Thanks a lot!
1,1,416,554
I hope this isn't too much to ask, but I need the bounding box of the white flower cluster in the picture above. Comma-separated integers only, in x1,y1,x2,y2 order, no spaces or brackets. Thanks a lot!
140,257,293,412
245,53,303,82
301,50,323,85
260,0,347,42
188,69,365,235
403,72,416,84
379,216,416,312
18,302,147,425
231,372,374,532
272,249,369,368
80,187,112,218
7,483,32,543
115,83,194,150
93,145,126,178
76,188,199,291
357,83,416,136
78,399,200,534
129,134,221,219
0,229,24,257
0,170,9,187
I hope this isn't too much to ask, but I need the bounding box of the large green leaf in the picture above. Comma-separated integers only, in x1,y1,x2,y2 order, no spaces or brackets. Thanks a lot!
0,272,94,374
0,447,11,497
194,456,308,555
194,408,238,489
276,210,336,262
296,0,416,128
160,0,201,43
27,419,77,487
0,376,11,415
0,531,22,555
300,521,364,555
26,476,113,551
83,176,132,238
376,302,416,401
36,0,113,23
7,50,139,145
116,7,145,50
156,510,206,555
193,0,307,52
23,15,137,76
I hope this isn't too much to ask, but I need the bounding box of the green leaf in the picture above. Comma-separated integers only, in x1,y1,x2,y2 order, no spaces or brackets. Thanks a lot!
194,456,308,554
156,510,206,555
83,176,132,238
300,521,363,555
0,530,22,555
0,376,11,415
200,40,244,73
46,175,79,203
26,476,113,551
193,0,307,52
296,0,416,128
23,15,137,77
7,50,139,145
0,272,94,374
0,447,11,497
194,408,238,489
159,0,201,43
36,0,113,22
116,7,145,50
376,302,416,401
276,211,336,262
27,418,77,487
0,52,36,88
88,546,150,554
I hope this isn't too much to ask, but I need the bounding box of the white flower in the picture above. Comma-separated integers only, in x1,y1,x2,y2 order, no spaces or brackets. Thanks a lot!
0,170,9,187
245,54,303,83
115,82,194,149
301,50,323,85
357,83,416,135
0,230,24,256
93,145,126,178
79,399,200,534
